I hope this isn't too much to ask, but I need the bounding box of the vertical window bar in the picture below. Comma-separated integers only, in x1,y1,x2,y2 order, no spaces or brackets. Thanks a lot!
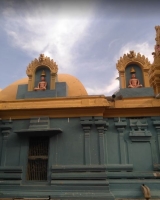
27,137,49,181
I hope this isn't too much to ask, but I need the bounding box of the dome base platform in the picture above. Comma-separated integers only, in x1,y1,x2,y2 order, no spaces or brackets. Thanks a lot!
16,82,68,99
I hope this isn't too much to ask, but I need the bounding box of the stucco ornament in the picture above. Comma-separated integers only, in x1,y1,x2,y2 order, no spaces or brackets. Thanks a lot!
116,51,151,88
116,51,151,72
26,54,58,91
26,54,58,77
149,26,160,94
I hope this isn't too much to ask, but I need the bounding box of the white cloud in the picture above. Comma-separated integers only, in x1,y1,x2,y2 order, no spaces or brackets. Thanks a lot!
2,2,95,73
86,41,154,96
92,41,153,96
2,2,155,97
86,71,119,96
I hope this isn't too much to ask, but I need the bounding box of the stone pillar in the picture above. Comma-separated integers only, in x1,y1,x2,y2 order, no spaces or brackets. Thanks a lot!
119,71,125,88
1,130,10,166
83,127,91,165
95,117,108,165
115,118,127,164
50,73,57,90
153,119,160,162
80,117,93,165
27,75,33,91
143,70,150,87
0,120,12,166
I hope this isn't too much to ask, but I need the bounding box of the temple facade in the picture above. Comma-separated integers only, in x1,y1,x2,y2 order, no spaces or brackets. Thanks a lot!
0,26,160,200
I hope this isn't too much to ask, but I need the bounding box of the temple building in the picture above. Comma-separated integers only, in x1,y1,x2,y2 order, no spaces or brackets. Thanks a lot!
0,26,160,200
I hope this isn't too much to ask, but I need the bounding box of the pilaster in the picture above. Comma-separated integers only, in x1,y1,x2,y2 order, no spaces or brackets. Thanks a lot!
115,118,127,164
94,117,108,165
80,117,93,165
119,71,125,88
0,120,12,166
152,117,160,169
50,73,57,90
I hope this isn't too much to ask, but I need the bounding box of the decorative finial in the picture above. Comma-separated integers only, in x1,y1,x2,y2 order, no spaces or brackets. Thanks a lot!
127,51,135,59
130,67,135,74
155,26,160,45
41,70,46,76
39,54,45,62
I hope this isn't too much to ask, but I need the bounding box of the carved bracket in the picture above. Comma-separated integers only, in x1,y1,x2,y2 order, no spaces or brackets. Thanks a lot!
0,119,12,134
94,116,109,133
15,117,62,137
114,117,127,130
129,118,152,141
80,117,93,130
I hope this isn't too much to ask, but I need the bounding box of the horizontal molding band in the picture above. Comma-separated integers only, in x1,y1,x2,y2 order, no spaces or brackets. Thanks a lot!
0,166,23,173
51,180,109,186
51,172,107,180
51,164,133,172
0,180,21,185
107,172,156,179
0,173,22,180
51,171,156,180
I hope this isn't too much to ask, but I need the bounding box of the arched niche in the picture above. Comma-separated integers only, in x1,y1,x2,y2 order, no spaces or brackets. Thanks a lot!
125,64,144,88
26,54,58,91
34,66,51,90
116,51,151,89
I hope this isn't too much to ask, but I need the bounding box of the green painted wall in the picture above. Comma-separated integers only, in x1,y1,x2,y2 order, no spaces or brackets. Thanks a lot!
0,116,160,199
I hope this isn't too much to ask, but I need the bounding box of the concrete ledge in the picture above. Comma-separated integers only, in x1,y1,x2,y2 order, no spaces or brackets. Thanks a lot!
16,82,68,99
115,87,154,98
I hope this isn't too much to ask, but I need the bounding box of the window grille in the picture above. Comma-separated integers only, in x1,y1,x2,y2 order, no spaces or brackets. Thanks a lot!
27,137,49,181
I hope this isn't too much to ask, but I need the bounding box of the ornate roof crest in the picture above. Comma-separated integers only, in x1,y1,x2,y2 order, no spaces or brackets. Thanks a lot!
26,54,58,77
116,51,151,72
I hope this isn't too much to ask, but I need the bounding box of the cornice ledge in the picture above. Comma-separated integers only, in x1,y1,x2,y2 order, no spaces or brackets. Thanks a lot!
0,96,110,110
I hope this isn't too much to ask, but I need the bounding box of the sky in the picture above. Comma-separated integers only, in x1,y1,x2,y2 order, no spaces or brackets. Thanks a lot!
0,0,160,96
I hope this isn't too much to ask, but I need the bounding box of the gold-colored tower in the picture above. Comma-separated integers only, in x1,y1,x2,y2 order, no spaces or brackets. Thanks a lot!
149,26,160,95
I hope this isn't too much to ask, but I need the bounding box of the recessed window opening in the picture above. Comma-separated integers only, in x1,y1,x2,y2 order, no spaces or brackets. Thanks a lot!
27,137,49,181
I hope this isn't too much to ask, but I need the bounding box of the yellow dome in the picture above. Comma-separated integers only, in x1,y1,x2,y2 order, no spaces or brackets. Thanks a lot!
58,74,87,97
0,74,88,101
